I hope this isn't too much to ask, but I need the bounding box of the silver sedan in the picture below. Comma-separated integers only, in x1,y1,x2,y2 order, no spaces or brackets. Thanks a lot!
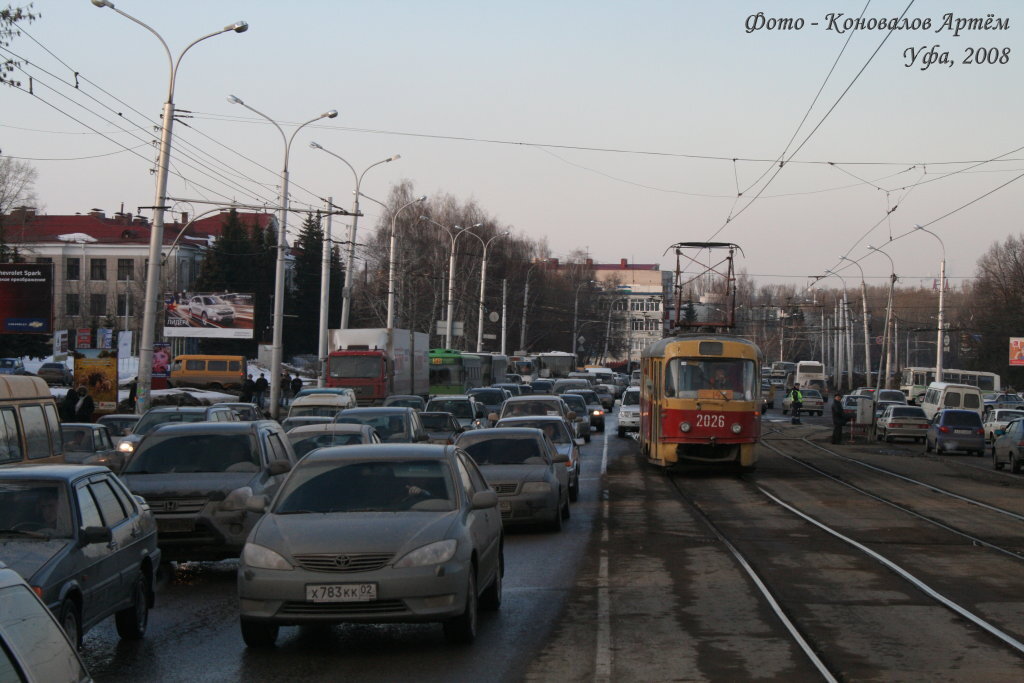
237,444,503,647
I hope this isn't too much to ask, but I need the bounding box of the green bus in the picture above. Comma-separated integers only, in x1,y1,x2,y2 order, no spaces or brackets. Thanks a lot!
429,349,483,395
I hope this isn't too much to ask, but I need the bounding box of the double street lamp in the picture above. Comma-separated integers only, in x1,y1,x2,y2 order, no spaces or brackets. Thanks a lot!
915,225,946,384
421,218,482,349
572,280,597,360
459,230,510,352
92,0,248,414
227,95,337,418
839,256,872,389
520,258,548,352
308,143,400,330
867,246,897,390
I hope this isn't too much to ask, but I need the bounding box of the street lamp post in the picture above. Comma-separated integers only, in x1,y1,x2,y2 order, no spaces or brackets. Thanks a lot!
460,230,509,352
92,0,248,414
867,246,897,390
826,270,853,391
915,225,946,384
308,143,400,330
385,197,428,331
840,257,873,389
572,280,596,360
227,95,337,419
421,218,482,349
520,259,547,352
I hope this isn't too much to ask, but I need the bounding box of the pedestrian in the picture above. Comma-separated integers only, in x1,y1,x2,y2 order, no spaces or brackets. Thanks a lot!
831,391,847,444
291,374,303,398
127,377,138,412
73,385,95,422
280,372,292,407
240,374,255,403
61,387,78,422
788,382,803,425
253,373,269,409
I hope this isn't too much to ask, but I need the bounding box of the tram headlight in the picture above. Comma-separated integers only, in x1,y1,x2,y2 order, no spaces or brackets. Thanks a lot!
679,421,691,433
731,423,742,434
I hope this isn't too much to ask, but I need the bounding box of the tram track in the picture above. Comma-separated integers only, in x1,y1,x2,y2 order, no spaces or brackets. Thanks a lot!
667,447,1024,676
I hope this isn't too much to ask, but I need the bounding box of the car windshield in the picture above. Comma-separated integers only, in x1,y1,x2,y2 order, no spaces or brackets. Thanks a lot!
384,398,423,409
290,433,365,457
134,411,208,434
502,400,563,418
941,412,982,427
621,390,640,406
800,390,822,400
289,405,342,418
426,400,473,419
877,390,906,402
0,481,73,538
569,391,600,404
328,355,382,380
61,428,94,452
460,435,548,466
499,419,570,444
124,433,259,474
274,459,455,513
561,395,586,412
420,413,456,431
0,360,14,368
469,390,505,405
664,358,757,400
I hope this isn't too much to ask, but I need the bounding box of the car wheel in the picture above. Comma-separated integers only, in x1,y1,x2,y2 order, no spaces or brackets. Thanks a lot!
480,549,503,612
617,427,626,438
115,573,150,640
925,438,933,453
59,599,82,650
936,441,944,454
597,424,604,433
240,618,279,648
782,408,788,415
200,311,209,326
547,504,563,532
443,570,478,644
584,433,591,443
569,470,580,502
1012,454,1022,474
993,448,1004,470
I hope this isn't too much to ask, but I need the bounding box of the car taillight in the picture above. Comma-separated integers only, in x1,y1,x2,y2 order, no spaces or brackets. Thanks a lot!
890,423,902,428
938,426,950,433
976,428,984,435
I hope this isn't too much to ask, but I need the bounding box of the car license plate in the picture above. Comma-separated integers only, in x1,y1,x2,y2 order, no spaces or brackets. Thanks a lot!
499,501,511,511
156,518,194,533
954,429,972,435
306,583,377,603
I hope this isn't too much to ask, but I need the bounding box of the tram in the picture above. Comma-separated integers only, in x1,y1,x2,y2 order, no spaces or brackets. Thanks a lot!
639,334,763,470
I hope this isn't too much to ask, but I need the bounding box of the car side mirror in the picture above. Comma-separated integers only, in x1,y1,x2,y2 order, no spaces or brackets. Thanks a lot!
575,438,585,447
267,460,292,476
415,432,430,442
566,411,577,420
614,399,621,408
471,490,498,510
488,412,499,423
245,494,268,513
79,526,112,546
551,451,569,463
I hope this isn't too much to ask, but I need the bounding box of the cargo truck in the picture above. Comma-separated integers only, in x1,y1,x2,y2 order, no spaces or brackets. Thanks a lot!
326,328,429,405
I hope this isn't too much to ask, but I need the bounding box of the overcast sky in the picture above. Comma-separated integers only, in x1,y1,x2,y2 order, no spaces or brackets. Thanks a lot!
3,1,1021,289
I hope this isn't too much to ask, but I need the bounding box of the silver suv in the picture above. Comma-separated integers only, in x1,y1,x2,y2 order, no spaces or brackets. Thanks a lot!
617,387,640,437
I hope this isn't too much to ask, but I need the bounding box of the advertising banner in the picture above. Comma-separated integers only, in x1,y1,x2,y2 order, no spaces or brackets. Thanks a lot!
53,330,69,360
1010,338,1024,366
76,328,92,349
97,327,113,350
0,263,53,334
152,341,171,390
72,349,118,414
164,291,254,339
117,330,132,360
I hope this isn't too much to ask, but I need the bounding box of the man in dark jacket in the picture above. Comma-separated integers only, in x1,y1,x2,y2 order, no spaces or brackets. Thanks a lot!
73,386,95,422
831,392,846,444
253,373,269,409
290,375,303,397
240,374,255,403
61,388,78,422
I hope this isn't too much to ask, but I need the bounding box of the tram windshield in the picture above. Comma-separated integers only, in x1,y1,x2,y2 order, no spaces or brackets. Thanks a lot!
664,358,757,400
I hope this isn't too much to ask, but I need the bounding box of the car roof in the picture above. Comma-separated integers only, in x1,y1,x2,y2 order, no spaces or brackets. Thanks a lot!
505,395,561,402
286,423,371,436
0,464,111,481
458,427,541,439
497,415,566,424
98,413,140,420
144,420,273,436
338,406,416,415
300,443,452,464
428,395,472,401
144,406,217,414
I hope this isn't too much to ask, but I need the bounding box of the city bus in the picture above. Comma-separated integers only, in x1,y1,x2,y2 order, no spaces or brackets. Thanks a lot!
792,360,828,394
428,349,483,395
535,351,576,380
508,355,535,382
900,366,1001,404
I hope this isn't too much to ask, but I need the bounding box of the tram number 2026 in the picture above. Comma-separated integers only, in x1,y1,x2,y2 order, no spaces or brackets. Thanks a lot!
695,414,725,429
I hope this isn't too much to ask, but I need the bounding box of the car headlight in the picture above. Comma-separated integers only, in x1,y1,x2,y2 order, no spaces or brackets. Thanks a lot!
680,421,691,433
394,539,457,568
731,423,742,434
221,486,253,511
592,409,604,416
522,482,553,494
117,440,135,454
242,543,292,571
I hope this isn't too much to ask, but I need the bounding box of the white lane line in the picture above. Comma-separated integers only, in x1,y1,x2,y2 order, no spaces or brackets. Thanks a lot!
601,428,609,474
595,496,611,680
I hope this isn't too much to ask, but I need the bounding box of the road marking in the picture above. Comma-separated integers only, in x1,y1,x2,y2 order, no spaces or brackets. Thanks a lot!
601,429,609,474
595,496,611,680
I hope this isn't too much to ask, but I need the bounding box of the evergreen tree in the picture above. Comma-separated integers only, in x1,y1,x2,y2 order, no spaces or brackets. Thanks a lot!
285,212,326,355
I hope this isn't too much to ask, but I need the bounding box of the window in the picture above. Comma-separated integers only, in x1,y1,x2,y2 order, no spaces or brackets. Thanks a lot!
208,360,227,372
35,257,53,264
117,294,132,317
90,294,106,317
185,360,205,371
0,407,22,464
66,257,80,281
44,404,62,455
65,293,80,317
21,405,51,460
266,432,290,463
117,258,133,281
90,258,106,280
90,479,128,526
75,485,104,528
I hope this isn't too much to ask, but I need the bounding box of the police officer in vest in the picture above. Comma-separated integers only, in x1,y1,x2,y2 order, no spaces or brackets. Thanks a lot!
789,383,804,425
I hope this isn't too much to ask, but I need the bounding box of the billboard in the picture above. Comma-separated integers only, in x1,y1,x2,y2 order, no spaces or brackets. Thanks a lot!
0,263,53,334
163,291,254,339
1010,338,1024,366
72,349,118,414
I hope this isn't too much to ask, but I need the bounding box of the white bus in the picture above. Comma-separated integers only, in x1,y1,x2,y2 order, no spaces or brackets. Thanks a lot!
900,366,1000,404
793,360,828,394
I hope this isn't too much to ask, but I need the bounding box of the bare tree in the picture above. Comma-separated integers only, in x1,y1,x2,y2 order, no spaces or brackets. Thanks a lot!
0,157,38,215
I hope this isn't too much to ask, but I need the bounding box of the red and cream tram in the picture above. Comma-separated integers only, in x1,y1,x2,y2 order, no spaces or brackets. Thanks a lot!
640,334,762,470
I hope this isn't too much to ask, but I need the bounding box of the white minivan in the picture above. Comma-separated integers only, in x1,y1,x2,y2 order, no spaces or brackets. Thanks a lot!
919,382,984,420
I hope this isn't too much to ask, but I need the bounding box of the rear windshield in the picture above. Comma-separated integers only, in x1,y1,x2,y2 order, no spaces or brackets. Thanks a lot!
942,412,982,427
135,411,208,434
497,419,569,444
125,433,259,474
425,400,473,419
420,414,455,430
622,391,640,406
290,433,365,457
469,390,505,404
890,407,926,418
460,436,547,466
